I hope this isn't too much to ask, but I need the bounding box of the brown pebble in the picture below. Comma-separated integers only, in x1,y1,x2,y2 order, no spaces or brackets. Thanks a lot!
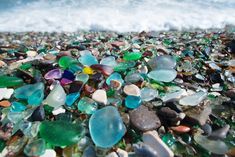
0,100,11,107
227,147,235,157
171,125,190,133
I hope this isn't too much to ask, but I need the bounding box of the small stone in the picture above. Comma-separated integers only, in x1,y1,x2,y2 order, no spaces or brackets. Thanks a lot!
89,106,126,148
0,88,14,100
40,149,56,157
66,92,80,106
77,97,98,114
171,125,190,133
125,95,141,109
179,91,207,106
24,139,46,156
142,131,174,157
44,83,66,108
0,100,11,107
227,147,235,157
44,69,62,80
201,124,212,136
208,125,230,140
92,89,107,105
129,105,161,131
148,69,177,82
123,52,142,61
123,84,141,96
194,134,228,155
26,50,38,57
140,87,158,101
40,121,85,146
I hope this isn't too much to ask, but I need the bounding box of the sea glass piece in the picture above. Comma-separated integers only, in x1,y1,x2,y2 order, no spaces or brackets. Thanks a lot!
125,96,142,109
148,69,177,82
78,54,98,66
77,97,98,114
0,76,24,87
66,92,80,106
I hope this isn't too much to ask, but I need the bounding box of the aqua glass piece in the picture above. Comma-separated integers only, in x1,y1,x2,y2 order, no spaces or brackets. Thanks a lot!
125,96,141,109
162,133,176,147
11,102,26,112
28,89,44,106
114,61,136,72
24,139,46,156
147,69,177,82
14,82,44,100
106,72,124,86
7,111,24,123
140,87,158,102
89,106,126,148
40,121,85,147
66,92,80,106
77,97,98,114
19,121,40,137
59,56,77,69
75,73,89,84
100,56,117,67
148,55,176,70
78,54,98,66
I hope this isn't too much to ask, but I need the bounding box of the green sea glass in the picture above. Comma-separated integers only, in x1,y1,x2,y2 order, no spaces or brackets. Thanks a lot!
0,76,24,87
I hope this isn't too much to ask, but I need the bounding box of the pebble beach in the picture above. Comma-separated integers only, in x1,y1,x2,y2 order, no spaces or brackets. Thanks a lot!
0,30,234,157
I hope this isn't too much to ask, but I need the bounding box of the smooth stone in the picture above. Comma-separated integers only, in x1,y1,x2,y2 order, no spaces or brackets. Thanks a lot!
0,88,14,100
125,96,141,109
161,89,187,102
208,125,230,140
123,84,140,96
143,131,174,157
0,100,11,107
106,72,124,86
194,134,228,155
179,91,207,106
77,97,98,114
40,149,56,157
148,55,176,70
0,76,24,87
59,56,77,69
201,124,212,136
44,83,66,108
44,69,62,80
100,56,117,67
124,73,143,83
75,74,89,84
29,105,45,122
129,105,161,131
140,87,158,101
158,107,178,119
66,92,80,106
92,89,107,104
11,102,26,112
40,121,85,146
185,105,212,125
148,69,177,82
133,142,159,157
89,106,126,148
123,52,142,61
91,64,114,76
26,50,38,57
171,125,190,133
78,53,98,66
24,139,45,156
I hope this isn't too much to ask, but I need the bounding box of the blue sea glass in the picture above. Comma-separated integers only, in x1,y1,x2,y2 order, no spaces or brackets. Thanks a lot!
66,92,80,106
125,95,141,109
78,54,98,66
106,72,124,86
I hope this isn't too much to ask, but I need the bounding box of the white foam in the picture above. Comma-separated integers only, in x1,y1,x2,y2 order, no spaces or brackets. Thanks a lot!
0,0,234,32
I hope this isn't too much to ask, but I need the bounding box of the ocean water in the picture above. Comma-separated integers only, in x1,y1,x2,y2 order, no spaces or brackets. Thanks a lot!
0,0,234,32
